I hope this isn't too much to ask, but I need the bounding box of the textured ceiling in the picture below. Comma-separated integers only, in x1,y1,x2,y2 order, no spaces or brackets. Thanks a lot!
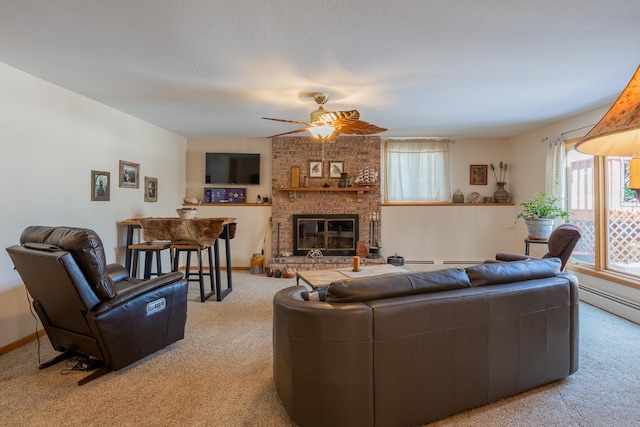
1,0,640,139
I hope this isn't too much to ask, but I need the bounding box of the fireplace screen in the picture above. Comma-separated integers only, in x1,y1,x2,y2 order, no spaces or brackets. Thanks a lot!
293,214,359,256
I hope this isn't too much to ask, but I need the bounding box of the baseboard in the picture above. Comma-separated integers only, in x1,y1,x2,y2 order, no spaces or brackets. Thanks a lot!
177,266,249,271
579,284,640,325
0,329,46,356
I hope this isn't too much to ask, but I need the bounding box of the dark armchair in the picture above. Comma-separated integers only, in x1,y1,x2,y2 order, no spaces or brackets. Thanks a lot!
496,223,583,270
6,226,189,385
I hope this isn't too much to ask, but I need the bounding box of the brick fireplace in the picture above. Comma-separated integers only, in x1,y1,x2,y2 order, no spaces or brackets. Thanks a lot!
269,135,384,270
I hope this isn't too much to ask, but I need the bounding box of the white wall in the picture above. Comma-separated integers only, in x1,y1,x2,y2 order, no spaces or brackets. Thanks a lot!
381,138,521,262
0,62,186,348
506,105,611,251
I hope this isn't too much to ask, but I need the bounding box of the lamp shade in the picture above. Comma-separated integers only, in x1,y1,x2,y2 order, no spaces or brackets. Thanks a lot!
307,124,337,141
575,65,640,157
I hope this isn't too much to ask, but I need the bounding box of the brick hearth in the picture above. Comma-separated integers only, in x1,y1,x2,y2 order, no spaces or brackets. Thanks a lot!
269,255,386,271
270,135,382,270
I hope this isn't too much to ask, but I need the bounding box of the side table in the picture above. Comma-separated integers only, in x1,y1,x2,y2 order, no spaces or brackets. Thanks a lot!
524,238,549,255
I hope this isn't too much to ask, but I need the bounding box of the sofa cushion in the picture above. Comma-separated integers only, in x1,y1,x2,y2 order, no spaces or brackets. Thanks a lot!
20,226,116,300
466,257,561,287
326,268,471,303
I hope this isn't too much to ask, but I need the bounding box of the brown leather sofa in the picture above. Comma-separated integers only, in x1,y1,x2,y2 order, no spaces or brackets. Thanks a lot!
273,258,579,427
6,226,189,385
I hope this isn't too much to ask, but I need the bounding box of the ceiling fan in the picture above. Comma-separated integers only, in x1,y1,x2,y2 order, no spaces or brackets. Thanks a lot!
262,93,387,142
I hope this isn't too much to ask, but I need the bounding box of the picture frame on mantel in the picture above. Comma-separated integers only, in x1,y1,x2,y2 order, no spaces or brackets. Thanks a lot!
470,164,488,185
309,160,323,178
119,160,140,188
329,161,344,178
91,170,110,201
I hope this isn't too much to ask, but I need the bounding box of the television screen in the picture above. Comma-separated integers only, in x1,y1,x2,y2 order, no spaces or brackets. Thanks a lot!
205,153,260,185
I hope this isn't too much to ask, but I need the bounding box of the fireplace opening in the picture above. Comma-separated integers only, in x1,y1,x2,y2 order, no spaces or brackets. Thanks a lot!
293,214,359,256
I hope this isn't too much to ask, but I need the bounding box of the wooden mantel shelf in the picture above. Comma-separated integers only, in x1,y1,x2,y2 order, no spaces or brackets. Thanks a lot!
276,186,377,202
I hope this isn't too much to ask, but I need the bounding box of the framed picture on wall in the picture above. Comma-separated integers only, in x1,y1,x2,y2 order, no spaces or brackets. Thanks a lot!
329,161,344,178
144,176,157,202
309,160,323,178
470,164,488,185
119,160,140,188
91,170,110,201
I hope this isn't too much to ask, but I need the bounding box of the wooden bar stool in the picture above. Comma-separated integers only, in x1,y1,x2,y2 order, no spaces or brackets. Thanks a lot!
171,242,216,302
128,241,172,279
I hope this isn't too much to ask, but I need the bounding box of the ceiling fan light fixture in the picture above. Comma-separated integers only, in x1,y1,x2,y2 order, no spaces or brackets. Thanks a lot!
263,91,386,140
310,105,329,123
307,124,336,140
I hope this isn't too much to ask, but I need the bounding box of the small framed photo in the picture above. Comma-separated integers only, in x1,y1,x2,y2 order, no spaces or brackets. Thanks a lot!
91,170,110,201
119,160,140,188
309,160,323,178
329,161,344,178
144,176,158,202
470,164,488,185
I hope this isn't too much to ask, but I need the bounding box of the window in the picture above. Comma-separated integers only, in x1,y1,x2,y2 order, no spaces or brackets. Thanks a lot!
566,147,595,265
606,157,640,275
566,139,640,281
384,139,450,202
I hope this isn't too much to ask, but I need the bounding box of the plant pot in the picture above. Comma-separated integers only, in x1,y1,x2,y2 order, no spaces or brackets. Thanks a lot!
524,218,554,239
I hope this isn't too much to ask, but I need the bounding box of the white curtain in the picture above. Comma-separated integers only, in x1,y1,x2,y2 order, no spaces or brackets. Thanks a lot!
545,135,566,203
385,139,450,202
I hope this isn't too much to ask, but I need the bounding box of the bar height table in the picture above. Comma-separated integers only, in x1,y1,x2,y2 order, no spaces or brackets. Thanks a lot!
118,217,236,301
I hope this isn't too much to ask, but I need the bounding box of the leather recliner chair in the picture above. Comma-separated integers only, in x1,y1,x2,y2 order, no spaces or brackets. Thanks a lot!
495,222,583,270
6,225,189,385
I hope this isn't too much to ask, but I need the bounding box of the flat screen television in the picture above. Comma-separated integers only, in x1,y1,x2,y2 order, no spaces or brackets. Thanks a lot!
205,152,260,185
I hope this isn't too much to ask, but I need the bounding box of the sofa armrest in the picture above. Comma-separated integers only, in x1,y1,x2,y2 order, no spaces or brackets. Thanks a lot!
495,252,535,262
105,263,129,282
93,272,186,314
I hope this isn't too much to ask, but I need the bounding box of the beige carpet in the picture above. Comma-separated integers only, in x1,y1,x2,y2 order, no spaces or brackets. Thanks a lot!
1,271,640,426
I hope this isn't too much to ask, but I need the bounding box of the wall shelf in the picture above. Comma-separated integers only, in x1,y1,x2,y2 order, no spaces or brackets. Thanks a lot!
382,202,514,207
183,203,271,207
277,186,376,192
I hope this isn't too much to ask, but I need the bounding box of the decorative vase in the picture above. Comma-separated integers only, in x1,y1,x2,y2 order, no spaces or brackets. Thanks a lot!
339,172,348,187
452,189,464,203
493,182,510,203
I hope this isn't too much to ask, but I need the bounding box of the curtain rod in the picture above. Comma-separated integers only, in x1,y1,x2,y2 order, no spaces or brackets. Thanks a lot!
561,124,595,137
541,124,596,143
383,137,456,144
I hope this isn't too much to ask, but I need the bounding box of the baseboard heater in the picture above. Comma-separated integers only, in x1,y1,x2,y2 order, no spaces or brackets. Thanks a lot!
578,284,640,312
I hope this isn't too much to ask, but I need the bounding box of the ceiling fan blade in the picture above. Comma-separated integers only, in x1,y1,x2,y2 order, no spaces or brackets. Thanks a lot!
335,120,388,135
268,127,310,138
318,110,360,125
262,117,311,126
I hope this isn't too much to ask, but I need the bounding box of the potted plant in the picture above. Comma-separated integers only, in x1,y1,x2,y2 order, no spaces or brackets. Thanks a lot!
517,192,570,239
